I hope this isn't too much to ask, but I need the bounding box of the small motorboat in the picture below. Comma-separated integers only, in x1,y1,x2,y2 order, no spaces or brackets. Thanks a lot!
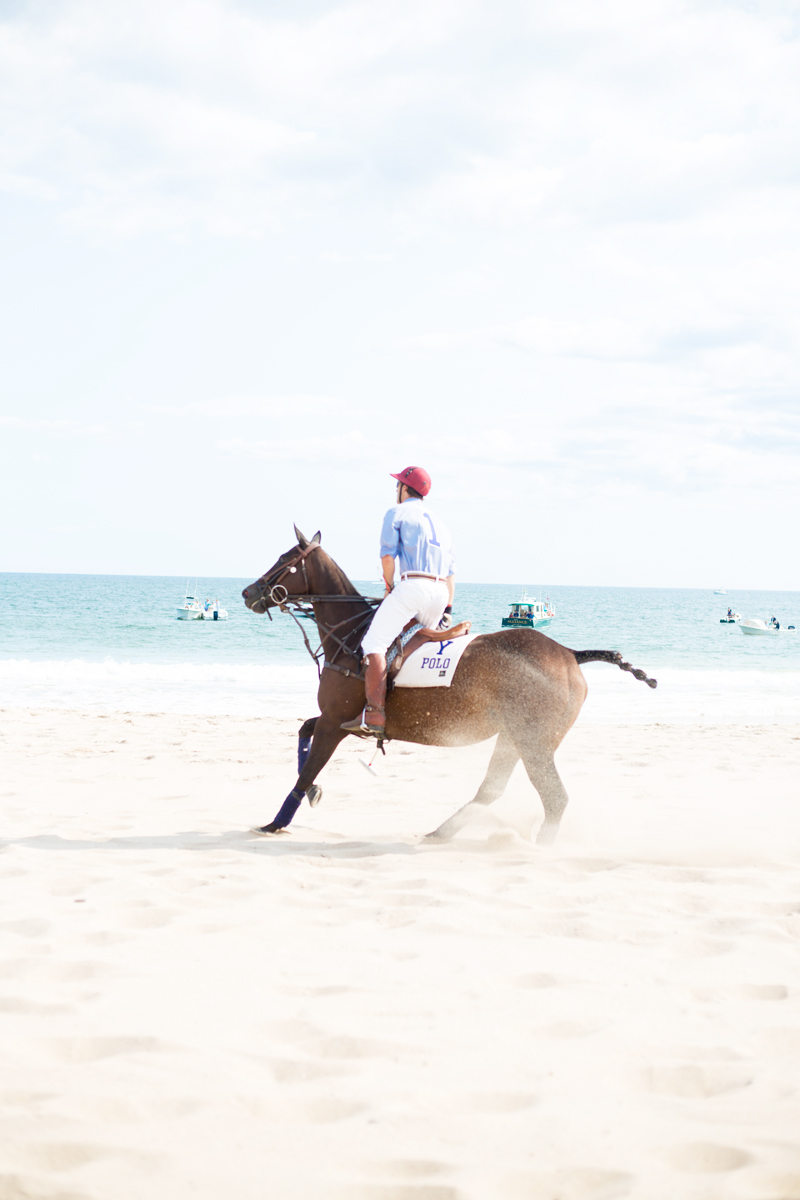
720,610,741,624
200,597,228,621
176,585,203,620
501,591,555,629
176,581,228,621
739,617,796,636
714,588,727,595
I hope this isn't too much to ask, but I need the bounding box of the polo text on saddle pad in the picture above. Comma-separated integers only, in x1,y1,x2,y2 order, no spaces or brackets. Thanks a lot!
393,633,480,689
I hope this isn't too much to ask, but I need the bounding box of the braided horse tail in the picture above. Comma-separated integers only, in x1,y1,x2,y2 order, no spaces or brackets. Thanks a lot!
572,649,657,689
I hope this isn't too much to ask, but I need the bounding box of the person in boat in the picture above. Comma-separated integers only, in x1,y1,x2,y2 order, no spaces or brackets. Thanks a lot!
341,466,455,739
727,607,733,618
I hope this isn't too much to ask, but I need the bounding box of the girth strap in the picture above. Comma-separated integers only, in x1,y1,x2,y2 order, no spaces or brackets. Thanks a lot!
323,661,365,681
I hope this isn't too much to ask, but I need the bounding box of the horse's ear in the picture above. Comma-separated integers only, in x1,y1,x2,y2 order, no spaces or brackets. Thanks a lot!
311,531,321,545
293,523,309,549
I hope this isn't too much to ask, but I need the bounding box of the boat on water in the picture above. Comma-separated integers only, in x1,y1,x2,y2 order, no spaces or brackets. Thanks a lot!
739,617,796,636
501,592,555,629
720,610,741,624
176,581,228,621
714,588,727,595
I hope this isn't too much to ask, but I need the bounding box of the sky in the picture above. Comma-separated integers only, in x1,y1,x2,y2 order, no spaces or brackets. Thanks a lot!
1,0,799,588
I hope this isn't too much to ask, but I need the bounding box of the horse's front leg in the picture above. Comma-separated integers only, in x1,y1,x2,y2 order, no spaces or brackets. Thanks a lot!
253,715,348,835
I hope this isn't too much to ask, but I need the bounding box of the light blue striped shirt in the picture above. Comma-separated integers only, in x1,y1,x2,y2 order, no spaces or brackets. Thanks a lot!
379,499,455,577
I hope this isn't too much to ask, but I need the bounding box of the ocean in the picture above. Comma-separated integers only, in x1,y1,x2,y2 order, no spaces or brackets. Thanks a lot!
1,573,798,724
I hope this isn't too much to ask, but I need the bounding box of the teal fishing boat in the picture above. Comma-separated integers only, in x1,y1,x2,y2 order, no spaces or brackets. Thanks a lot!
501,591,555,629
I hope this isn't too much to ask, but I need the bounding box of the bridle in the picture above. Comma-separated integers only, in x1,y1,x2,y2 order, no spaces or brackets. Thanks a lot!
254,541,325,608
250,543,381,678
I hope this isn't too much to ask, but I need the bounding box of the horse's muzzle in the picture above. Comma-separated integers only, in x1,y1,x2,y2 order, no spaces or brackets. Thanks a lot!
242,585,268,615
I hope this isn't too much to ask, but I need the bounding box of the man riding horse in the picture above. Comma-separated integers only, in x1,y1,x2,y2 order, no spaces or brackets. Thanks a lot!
241,475,657,842
341,465,455,740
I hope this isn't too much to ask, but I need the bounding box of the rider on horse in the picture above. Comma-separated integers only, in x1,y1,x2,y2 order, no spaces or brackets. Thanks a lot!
341,466,455,739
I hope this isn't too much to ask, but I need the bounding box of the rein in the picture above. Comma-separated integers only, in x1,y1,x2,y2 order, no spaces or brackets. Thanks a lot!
252,544,381,679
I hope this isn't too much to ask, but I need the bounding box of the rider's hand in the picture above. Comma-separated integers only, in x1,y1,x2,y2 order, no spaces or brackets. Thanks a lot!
438,606,453,630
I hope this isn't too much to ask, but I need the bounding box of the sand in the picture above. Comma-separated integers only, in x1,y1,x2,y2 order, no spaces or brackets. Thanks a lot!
1,707,799,1200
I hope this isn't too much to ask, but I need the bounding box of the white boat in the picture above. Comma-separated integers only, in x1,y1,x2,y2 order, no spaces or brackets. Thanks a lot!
720,611,741,624
714,588,727,595
176,586,203,620
176,581,228,621
739,617,796,636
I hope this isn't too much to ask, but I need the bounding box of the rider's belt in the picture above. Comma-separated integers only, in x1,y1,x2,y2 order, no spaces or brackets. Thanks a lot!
400,573,447,582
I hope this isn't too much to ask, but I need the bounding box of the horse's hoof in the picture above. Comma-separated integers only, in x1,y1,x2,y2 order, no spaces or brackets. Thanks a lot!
535,822,559,847
250,823,288,836
306,785,322,808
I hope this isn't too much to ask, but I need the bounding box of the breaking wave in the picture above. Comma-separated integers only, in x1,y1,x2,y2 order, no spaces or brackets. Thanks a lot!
0,658,798,724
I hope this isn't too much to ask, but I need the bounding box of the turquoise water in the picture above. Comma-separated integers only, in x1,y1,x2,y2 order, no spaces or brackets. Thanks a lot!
1,573,799,722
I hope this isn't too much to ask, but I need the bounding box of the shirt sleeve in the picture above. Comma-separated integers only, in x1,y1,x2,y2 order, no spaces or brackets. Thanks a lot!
379,507,400,559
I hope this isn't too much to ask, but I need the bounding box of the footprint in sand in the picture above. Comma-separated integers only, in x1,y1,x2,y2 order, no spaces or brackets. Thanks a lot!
365,1161,448,1181
241,1095,366,1123
13,1140,158,1176
542,1021,599,1039
46,961,119,983
514,973,559,989
15,1142,109,1171
491,1168,632,1200
117,908,178,930
310,1034,404,1060
37,1035,175,1064
73,1095,201,1122
266,1056,355,1083
0,996,72,1015
0,919,50,938
337,1188,458,1200
449,1091,539,1115
667,1143,751,1173
733,983,788,1001
633,1063,753,1097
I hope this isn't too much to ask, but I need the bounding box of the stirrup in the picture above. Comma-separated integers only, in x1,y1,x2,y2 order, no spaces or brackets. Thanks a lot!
340,706,386,739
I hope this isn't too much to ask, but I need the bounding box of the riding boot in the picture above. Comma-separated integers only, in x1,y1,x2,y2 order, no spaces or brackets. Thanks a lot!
340,654,387,738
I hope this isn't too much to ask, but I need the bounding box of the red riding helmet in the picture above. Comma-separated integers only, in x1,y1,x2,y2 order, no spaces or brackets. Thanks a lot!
390,465,431,497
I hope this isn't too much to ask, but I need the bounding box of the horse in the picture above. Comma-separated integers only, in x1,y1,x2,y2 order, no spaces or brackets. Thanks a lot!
242,528,657,845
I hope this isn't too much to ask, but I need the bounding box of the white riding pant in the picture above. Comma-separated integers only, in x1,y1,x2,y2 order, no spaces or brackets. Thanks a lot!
361,578,449,657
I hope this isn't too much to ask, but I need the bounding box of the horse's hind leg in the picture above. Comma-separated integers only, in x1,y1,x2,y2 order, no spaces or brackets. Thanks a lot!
514,745,569,846
425,731,519,841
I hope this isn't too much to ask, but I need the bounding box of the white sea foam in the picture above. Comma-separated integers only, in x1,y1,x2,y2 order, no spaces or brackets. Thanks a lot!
579,663,800,725
0,658,320,718
0,658,798,724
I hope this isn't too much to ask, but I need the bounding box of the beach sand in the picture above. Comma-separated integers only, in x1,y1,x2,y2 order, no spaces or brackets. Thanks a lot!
1,707,799,1199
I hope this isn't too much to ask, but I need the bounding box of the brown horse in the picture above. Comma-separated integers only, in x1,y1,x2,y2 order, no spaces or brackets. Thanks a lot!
242,528,657,844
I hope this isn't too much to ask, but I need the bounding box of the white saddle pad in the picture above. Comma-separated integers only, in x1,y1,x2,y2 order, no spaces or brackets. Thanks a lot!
393,632,480,688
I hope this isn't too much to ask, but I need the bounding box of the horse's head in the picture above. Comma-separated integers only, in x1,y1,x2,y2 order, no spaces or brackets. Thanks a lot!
242,525,322,614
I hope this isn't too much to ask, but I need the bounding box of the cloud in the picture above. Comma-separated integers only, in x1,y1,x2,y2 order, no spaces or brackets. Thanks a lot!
2,0,800,238
148,396,336,417
0,416,111,438
219,430,367,462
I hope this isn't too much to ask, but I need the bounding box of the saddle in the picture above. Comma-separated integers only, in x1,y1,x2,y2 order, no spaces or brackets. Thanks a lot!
387,619,472,681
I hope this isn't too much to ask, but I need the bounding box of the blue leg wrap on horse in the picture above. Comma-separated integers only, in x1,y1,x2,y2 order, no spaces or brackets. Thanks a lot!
297,736,312,774
272,788,304,829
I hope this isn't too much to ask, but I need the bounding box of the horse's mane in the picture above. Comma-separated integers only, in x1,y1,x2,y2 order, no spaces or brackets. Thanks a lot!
313,547,376,607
